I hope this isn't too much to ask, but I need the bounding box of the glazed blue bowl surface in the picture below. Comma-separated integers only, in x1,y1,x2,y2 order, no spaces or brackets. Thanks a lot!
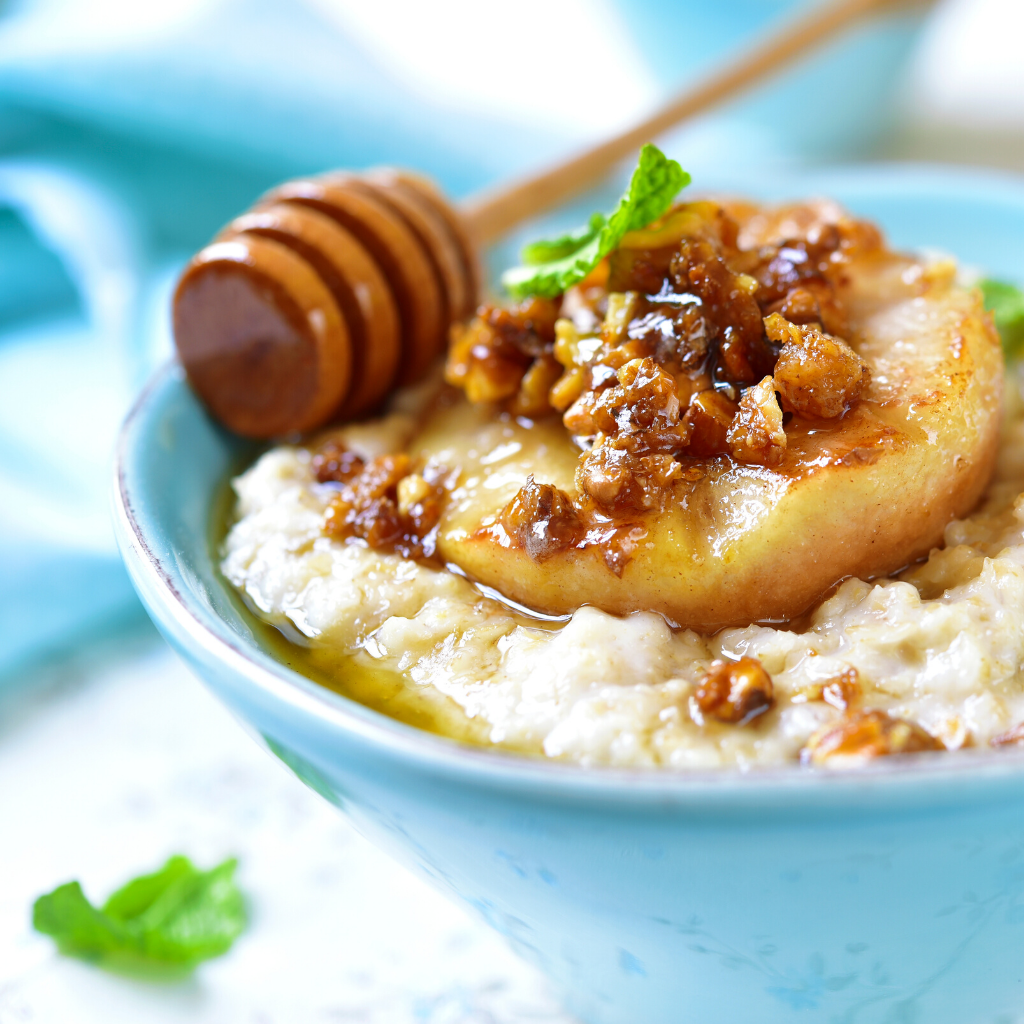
115,165,1024,1024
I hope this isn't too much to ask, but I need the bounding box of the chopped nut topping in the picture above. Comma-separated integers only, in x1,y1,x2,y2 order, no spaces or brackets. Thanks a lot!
510,354,563,419
821,668,860,711
499,475,582,561
317,199,896,576
792,666,861,711
683,389,737,458
670,238,773,381
726,376,787,466
564,356,693,513
322,452,444,560
766,282,847,338
312,440,365,483
694,656,775,725
445,297,559,405
549,365,586,413
487,472,649,576
766,313,871,419
565,357,684,438
440,200,884,574
771,285,821,325
801,709,944,767
601,291,640,346
396,473,432,515
576,439,685,512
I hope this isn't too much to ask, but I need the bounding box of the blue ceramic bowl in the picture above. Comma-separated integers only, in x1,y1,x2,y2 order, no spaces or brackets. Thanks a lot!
115,166,1024,1024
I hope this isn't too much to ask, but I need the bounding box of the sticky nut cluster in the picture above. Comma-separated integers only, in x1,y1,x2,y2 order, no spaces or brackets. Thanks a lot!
448,201,877,566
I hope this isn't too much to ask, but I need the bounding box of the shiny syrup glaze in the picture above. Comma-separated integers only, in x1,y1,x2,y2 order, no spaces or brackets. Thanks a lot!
211,471,540,747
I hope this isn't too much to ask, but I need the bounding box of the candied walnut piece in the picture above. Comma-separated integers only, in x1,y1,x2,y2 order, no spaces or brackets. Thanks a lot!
765,281,848,338
694,656,775,725
323,453,444,560
752,230,841,305
584,520,649,576
446,298,559,404
802,709,944,767
311,440,365,483
564,357,686,439
766,313,870,419
726,376,787,466
615,357,683,431
718,327,757,383
563,387,617,437
334,452,410,505
771,285,820,325
447,318,524,403
396,473,432,514
821,667,861,711
510,354,563,419
683,389,737,457
549,366,587,413
576,440,684,512
568,356,691,513
623,299,712,371
499,475,582,561
670,238,772,382
749,227,855,338
608,244,677,295
601,291,640,346
791,666,861,711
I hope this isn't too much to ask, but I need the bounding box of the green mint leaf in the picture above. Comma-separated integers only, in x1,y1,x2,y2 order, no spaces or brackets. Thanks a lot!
604,142,692,239
520,213,606,265
502,143,691,299
32,882,133,957
33,856,245,970
980,278,1024,358
501,233,604,300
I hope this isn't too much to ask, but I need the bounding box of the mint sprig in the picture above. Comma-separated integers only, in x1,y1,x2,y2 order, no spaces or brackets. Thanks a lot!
502,144,691,300
980,278,1024,359
33,855,245,971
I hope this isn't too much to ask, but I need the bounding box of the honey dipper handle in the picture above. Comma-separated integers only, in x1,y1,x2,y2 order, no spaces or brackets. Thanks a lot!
459,0,933,244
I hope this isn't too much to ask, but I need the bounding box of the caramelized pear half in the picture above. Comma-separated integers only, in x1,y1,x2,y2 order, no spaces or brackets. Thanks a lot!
412,251,1002,630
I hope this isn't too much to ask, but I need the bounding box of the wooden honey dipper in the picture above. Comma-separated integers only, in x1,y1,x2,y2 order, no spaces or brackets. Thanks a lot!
173,0,932,438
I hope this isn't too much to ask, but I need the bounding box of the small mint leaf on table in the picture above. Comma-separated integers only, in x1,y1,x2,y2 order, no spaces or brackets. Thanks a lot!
502,143,691,299
980,278,1024,359
33,855,245,971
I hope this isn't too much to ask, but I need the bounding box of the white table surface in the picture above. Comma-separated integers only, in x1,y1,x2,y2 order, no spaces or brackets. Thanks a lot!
0,623,576,1024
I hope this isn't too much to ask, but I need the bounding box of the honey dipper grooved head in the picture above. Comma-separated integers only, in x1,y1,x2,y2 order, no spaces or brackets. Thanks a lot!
172,170,477,439
173,235,351,438
219,203,401,421
367,167,480,314
262,178,444,386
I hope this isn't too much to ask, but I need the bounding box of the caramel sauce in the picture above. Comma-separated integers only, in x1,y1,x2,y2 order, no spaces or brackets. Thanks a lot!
776,403,906,475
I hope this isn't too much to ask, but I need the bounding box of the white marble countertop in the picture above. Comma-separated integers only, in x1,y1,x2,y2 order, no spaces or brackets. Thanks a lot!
0,623,577,1024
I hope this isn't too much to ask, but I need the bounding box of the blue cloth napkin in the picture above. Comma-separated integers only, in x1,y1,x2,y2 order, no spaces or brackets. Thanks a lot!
0,0,925,680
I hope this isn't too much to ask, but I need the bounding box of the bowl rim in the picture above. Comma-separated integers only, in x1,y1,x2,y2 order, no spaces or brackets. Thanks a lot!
114,162,1024,804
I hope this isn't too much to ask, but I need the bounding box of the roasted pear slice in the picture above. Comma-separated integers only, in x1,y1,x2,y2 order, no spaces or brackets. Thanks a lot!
412,251,1002,629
